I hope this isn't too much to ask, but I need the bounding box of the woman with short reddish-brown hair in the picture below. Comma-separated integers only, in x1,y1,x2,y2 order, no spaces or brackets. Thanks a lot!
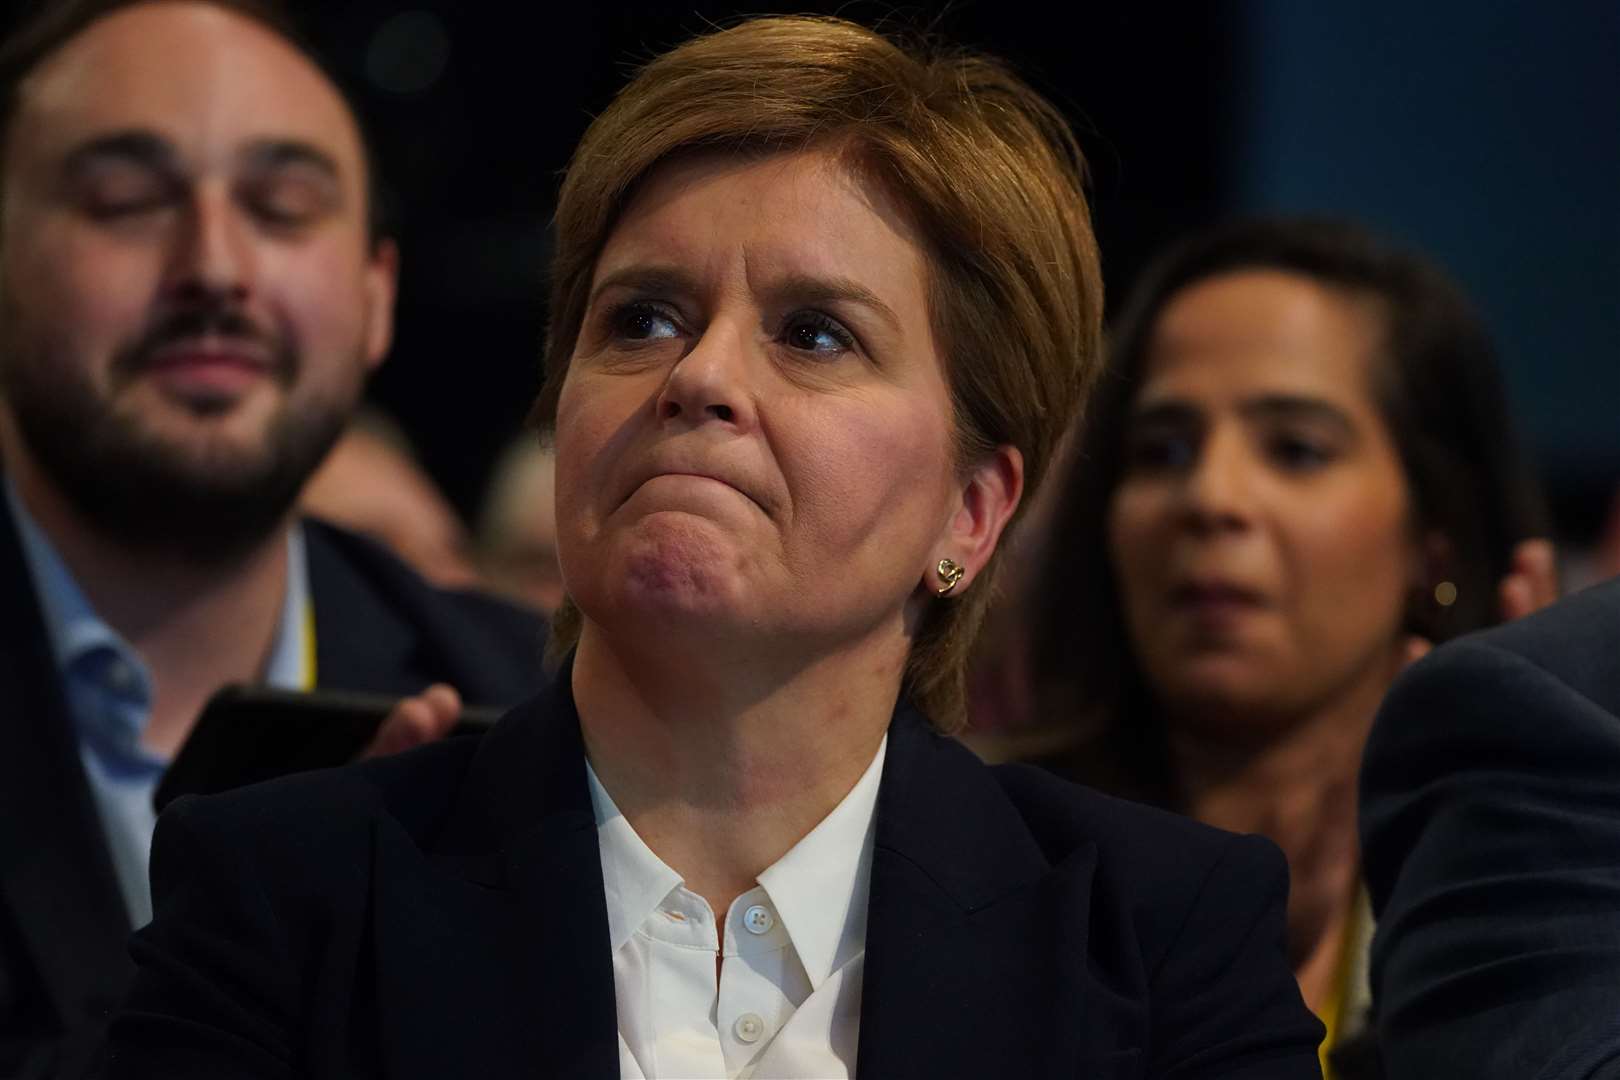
110,17,1322,1078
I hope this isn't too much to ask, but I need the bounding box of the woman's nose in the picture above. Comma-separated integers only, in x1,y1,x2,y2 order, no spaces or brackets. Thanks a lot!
655,324,755,429
1180,431,1254,532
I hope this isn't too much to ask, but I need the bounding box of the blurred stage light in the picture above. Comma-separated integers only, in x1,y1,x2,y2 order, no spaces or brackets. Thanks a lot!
365,10,451,96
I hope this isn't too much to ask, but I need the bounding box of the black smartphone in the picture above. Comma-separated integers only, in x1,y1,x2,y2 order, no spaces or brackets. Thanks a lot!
153,684,504,813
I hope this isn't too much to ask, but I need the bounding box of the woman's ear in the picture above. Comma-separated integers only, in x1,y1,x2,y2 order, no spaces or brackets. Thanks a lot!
1403,529,1456,639
1416,530,1455,595
928,445,1024,594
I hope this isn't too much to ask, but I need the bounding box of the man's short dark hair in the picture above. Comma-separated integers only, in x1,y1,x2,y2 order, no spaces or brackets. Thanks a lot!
0,0,388,243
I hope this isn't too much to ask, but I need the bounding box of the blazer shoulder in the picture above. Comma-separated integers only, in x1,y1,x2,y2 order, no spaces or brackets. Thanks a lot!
991,760,1264,865
1372,579,1620,765
303,517,544,634
989,761,1286,924
162,733,483,864
302,517,549,704
985,762,1316,1070
1425,576,1620,713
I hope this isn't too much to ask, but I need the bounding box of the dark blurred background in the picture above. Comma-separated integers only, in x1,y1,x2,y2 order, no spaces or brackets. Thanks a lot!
5,1,1617,546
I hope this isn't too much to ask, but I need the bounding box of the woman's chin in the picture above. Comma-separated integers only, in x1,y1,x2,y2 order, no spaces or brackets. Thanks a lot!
1157,658,1293,727
575,551,757,645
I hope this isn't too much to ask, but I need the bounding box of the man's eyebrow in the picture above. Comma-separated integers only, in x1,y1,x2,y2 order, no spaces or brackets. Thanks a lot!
767,273,901,331
60,130,177,176
240,139,341,181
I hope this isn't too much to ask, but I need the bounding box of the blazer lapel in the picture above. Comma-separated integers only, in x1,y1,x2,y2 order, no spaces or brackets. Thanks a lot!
372,672,619,1080
0,495,134,1039
855,707,1108,1079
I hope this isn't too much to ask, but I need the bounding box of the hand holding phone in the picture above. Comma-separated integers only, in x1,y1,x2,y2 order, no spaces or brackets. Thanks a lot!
362,683,463,759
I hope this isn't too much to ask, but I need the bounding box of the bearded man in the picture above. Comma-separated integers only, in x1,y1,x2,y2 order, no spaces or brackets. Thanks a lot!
0,2,545,1075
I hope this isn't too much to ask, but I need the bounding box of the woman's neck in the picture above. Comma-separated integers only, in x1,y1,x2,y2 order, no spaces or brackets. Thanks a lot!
571,623,899,918
1168,652,1399,1012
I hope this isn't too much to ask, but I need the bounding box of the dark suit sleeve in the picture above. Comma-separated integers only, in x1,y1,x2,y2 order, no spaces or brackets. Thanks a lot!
104,798,299,1080
1362,639,1620,1080
1149,832,1325,1078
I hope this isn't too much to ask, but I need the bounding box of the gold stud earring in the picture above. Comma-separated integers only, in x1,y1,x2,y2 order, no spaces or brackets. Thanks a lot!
935,558,965,597
1434,581,1458,607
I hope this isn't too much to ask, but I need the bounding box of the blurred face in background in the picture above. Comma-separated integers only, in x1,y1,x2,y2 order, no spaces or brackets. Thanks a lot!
300,420,480,590
553,148,968,659
1107,269,1418,734
0,1,396,559
478,441,564,615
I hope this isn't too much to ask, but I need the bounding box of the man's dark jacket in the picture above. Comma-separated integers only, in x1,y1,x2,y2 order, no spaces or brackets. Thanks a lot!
105,671,1325,1079
1362,577,1620,1079
0,496,548,1078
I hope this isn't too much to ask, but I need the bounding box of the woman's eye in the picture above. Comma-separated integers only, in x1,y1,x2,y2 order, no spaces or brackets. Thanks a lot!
1125,431,1197,472
782,312,855,356
1268,434,1334,470
609,302,682,342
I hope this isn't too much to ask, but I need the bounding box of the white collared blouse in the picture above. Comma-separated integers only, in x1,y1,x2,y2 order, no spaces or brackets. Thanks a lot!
586,735,887,1079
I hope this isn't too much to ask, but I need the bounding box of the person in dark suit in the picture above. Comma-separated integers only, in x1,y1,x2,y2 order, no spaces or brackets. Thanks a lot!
0,2,546,1075
108,14,1324,1078
1361,581,1620,1078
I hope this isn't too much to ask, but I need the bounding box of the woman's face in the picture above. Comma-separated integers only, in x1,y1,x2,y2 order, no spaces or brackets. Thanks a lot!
1107,269,1417,729
554,148,989,661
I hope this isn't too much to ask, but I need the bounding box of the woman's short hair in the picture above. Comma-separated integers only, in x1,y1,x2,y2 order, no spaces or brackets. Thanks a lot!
533,15,1104,730
1030,217,1548,803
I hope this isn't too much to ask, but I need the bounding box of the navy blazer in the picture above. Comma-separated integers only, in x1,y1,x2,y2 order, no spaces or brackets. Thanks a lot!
107,673,1324,1078
0,496,548,1080
1362,577,1620,1079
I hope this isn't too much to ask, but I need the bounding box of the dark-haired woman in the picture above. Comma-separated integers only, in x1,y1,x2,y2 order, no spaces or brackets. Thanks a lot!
1027,218,1554,1078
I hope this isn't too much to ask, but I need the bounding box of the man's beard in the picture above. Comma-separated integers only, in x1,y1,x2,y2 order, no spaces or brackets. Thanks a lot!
1,310,360,569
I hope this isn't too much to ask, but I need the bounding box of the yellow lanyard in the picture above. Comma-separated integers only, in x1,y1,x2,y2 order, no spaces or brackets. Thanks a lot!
1317,889,1365,1080
300,604,318,690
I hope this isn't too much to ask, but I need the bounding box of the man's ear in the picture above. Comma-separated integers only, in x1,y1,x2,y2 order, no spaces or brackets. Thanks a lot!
362,237,400,372
929,445,1024,593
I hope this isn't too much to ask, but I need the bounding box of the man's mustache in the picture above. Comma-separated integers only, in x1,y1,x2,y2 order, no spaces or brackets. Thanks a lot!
115,307,294,381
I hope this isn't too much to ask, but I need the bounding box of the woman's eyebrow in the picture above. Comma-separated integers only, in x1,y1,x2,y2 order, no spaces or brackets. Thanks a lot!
1240,395,1355,432
764,273,901,331
1127,399,1201,426
587,264,702,308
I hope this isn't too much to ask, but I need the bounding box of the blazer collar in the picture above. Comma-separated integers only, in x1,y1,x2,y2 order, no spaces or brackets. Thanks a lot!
856,704,1103,1077
374,664,620,1080
870,704,1052,909
385,676,1101,1079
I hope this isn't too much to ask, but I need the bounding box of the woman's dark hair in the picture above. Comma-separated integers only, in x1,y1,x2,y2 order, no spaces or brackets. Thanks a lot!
1029,217,1548,806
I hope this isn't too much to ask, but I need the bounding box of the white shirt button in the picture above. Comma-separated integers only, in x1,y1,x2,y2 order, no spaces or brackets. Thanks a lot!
733,1013,766,1044
742,904,774,935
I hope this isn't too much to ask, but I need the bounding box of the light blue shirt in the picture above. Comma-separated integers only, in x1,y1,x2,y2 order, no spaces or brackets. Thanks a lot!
5,480,311,927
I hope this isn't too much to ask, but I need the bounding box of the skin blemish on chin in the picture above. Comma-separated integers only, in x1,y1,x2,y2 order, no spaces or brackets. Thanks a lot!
621,518,734,599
